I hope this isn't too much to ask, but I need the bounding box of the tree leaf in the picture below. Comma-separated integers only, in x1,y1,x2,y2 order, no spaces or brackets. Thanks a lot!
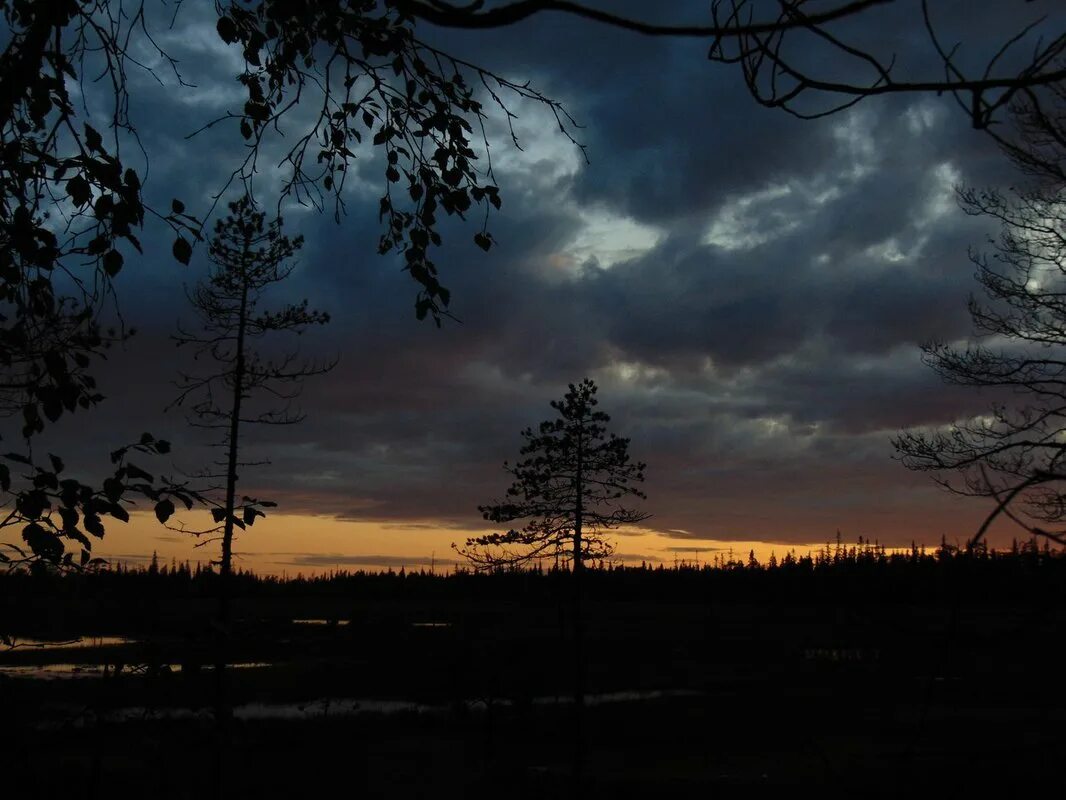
154,499,175,524
172,236,192,265
84,124,103,153
103,249,123,277
123,462,154,483
41,394,62,423
84,513,105,538
22,523,62,562
66,175,91,207
216,16,237,43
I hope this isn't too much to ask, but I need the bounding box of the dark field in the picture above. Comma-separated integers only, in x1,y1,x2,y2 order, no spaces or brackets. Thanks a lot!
3,552,1066,798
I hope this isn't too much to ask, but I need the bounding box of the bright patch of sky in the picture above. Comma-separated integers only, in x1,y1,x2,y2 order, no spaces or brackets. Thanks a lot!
904,102,943,136
549,207,663,276
483,93,584,191
702,114,880,253
863,160,961,264
863,237,913,264
701,104,952,256
702,183,800,251
831,110,879,181
919,161,962,226
597,359,671,387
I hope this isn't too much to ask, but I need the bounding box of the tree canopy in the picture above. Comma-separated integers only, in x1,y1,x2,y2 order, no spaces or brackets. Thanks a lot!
458,379,648,571
895,85,1066,546
167,196,333,566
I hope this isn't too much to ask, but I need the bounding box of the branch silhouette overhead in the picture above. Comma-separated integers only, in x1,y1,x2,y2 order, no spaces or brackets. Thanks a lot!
895,87,1066,547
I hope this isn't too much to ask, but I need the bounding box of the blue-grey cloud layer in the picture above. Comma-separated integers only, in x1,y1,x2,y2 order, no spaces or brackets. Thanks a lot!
26,1,1066,546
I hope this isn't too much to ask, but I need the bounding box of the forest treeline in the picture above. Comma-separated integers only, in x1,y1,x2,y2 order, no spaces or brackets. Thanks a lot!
4,537,1066,613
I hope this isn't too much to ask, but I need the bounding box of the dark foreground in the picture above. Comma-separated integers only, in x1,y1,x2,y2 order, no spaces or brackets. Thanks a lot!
3,550,1066,797
11,688,1065,799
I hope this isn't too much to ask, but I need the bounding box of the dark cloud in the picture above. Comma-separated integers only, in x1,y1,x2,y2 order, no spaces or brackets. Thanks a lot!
21,1,1066,554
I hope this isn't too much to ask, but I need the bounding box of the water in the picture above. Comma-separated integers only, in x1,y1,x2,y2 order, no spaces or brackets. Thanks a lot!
0,664,108,679
803,647,880,662
40,689,706,725
2,636,131,651
0,662,273,680
291,619,350,626
291,619,451,628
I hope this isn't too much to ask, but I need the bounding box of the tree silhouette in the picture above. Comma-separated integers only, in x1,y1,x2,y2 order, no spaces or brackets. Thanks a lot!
0,2,207,577
457,378,647,781
170,196,332,606
459,379,648,572
986,73,1066,186
402,1,1066,128
0,433,194,574
166,196,333,719
894,89,1066,547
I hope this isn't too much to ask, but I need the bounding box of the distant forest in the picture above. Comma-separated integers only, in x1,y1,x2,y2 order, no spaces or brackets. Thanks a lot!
4,538,1066,612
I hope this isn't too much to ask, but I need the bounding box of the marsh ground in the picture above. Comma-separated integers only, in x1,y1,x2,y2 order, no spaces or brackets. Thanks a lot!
3,581,1065,797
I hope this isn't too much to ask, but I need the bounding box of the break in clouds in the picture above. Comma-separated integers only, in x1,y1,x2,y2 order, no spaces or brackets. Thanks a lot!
37,0,1060,547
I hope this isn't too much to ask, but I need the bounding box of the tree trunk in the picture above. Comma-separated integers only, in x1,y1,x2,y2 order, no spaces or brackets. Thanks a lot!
215,272,249,729
572,425,585,785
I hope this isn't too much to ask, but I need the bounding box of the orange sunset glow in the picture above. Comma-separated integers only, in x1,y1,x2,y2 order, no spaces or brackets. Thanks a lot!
97,505,1013,576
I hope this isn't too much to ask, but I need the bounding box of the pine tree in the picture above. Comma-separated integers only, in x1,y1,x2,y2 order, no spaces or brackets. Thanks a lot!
456,378,647,783
458,379,648,571
169,196,333,725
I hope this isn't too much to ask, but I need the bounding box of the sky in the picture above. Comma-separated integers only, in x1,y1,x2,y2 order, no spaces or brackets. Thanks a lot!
21,1,1066,574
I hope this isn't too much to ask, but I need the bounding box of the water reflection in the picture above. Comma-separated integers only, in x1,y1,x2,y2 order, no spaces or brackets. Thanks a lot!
0,662,273,680
291,619,350,626
41,689,706,724
3,636,132,651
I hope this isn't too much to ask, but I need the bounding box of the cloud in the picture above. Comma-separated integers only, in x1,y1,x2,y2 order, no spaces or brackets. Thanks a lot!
16,2,1064,554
